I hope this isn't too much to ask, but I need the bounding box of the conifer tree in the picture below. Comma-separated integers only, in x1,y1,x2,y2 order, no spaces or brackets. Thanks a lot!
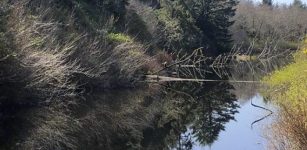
263,0,273,6
191,0,238,53
293,0,305,8
156,0,238,54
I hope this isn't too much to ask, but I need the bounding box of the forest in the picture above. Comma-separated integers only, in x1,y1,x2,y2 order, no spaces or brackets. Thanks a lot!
0,0,306,149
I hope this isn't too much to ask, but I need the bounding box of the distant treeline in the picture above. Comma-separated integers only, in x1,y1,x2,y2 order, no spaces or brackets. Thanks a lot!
232,0,307,51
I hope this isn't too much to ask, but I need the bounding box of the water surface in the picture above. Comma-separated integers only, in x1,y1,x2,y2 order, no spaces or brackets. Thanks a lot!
192,94,275,150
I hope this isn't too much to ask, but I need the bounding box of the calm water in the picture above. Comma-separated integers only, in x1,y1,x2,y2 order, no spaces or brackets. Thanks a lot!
76,81,276,150
190,94,275,150
0,58,284,149
80,58,281,149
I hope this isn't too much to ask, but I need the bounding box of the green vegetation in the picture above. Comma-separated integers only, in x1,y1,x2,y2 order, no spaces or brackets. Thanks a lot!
107,33,133,43
1,0,307,149
263,39,307,106
262,38,307,149
1,0,239,148
155,0,238,53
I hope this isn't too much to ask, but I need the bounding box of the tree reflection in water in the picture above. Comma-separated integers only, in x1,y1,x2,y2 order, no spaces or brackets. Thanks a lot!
142,82,239,150
0,81,239,150
0,54,288,150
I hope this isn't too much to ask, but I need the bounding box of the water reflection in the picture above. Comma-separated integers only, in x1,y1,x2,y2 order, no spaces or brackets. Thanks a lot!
199,94,275,150
1,57,287,149
41,81,238,150
0,76,264,149
140,81,239,150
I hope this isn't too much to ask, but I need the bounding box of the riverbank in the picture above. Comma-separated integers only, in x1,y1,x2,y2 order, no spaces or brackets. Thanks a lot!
262,38,307,149
0,1,159,148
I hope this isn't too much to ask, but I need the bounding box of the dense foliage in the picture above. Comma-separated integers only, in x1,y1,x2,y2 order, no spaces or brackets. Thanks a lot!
155,0,238,54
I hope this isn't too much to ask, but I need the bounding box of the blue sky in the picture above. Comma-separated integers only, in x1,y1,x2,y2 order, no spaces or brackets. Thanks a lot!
253,0,307,5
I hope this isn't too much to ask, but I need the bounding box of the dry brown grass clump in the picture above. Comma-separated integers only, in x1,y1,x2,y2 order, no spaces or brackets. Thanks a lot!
267,109,307,150
6,0,154,98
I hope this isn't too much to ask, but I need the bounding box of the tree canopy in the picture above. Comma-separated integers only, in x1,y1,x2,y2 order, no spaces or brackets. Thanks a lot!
156,0,238,54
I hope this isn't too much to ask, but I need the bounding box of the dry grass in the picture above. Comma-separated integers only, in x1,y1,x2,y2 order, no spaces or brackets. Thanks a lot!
267,109,307,150
6,0,154,97
0,0,161,149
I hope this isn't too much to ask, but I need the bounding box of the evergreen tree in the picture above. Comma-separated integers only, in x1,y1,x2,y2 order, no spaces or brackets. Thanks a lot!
156,0,238,54
263,0,273,6
293,0,305,8
191,0,238,53
102,0,129,18
156,0,203,51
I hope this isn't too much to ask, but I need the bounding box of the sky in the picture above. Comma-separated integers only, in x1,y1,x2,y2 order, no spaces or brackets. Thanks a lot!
253,0,307,5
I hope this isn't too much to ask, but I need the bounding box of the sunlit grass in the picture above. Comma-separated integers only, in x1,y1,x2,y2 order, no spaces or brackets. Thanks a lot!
107,33,133,43
263,39,307,103
262,38,307,149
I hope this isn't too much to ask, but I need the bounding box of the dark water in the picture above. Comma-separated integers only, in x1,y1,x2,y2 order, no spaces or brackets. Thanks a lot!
103,58,282,150
0,58,285,149
81,80,275,150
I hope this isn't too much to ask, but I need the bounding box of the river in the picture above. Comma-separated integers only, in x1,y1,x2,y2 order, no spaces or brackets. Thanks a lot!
188,94,276,150
80,79,277,149
0,57,285,150
81,58,282,150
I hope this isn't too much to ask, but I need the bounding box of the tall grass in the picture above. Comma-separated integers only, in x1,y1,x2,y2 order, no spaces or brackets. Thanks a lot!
0,0,160,149
263,38,307,150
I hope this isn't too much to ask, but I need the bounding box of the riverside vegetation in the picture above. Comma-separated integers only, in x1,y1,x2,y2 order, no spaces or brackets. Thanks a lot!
263,37,307,150
0,0,307,149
